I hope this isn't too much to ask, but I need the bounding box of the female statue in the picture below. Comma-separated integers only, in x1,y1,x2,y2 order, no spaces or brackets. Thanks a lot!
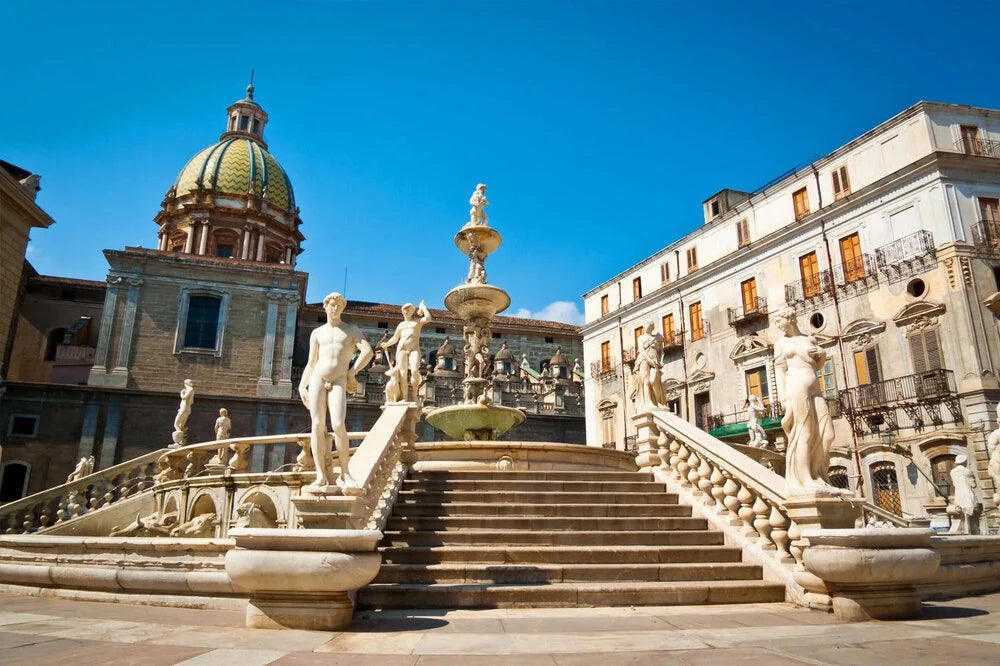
773,307,834,489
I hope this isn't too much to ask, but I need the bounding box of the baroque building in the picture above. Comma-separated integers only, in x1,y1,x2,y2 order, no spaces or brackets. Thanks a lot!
0,85,583,500
582,101,1000,530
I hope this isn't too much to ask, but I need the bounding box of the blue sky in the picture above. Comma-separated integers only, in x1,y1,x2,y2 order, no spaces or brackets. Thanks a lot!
4,1,1000,324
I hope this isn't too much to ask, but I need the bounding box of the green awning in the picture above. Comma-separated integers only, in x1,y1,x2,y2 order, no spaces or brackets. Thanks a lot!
708,417,782,440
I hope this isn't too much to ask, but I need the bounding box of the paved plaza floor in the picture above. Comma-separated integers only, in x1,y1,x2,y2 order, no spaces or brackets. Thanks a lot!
0,592,999,664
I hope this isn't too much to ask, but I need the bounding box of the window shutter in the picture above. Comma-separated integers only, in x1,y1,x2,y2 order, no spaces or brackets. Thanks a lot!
922,330,941,370
833,170,841,195
865,346,881,383
908,334,927,374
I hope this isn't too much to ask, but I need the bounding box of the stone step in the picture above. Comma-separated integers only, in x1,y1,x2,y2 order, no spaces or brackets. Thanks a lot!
357,580,786,609
408,471,649,482
390,502,691,518
402,480,666,493
395,490,679,505
380,544,742,565
379,529,725,547
385,515,709,532
373,562,764,584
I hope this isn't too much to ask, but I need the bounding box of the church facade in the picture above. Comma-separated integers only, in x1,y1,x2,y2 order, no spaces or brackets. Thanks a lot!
0,85,584,500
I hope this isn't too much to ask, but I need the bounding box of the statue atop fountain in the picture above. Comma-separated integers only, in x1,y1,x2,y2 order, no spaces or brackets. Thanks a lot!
426,185,525,440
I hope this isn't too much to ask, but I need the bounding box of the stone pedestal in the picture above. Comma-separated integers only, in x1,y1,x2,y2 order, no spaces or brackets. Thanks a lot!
225,528,382,631
800,528,940,622
631,412,661,470
290,493,365,530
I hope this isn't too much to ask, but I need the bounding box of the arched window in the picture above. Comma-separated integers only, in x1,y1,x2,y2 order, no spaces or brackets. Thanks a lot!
0,462,30,502
183,296,222,349
44,328,67,361
829,465,850,490
870,461,902,514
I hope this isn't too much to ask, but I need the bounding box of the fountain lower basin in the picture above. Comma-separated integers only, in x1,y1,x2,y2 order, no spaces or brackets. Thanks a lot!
425,403,526,441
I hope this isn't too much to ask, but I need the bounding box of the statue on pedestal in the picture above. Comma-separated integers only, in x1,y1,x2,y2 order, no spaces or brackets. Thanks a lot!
631,319,666,411
466,238,487,284
214,408,231,441
948,454,979,534
467,183,489,227
986,402,1000,507
378,301,431,403
299,292,374,494
67,456,95,483
172,379,195,447
747,394,768,448
773,308,834,490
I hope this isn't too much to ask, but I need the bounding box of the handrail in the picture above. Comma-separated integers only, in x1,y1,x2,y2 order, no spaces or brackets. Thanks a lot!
1,448,168,534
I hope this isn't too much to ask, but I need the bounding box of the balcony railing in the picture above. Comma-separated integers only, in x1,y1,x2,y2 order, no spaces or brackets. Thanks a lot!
706,401,784,431
590,361,618,382
689,320,709,342
663,331,684,351
954,136,1000,158
972,219,1000,256
838,369,956,413
622,347,637,366
784,270,833,304
875,230,935,272
623,435,637,452
727,297,768,327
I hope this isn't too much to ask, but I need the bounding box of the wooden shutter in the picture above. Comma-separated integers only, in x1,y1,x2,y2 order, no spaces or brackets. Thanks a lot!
979,198,1000,222
839,233,864,282
660,262,670,284
799,252,819,298
961,125,981,154
687,247,698,272
866,346,881,383
632,278,642,300
662,314,674,338
793,188,810,219
634,326,643,349
600,341,610,372
909,330,942,373
600,295,609,316
737,219,750,247
833,166,851,199
741,278,757,312
690,302,703,340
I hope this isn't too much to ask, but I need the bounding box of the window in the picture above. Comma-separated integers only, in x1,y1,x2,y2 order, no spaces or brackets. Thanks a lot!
492,332,501,339
799,252,820,298
667,398,681,415
239,116,250,131
602,414,615,447
377,322,389,329
169,241,183,252
710,200,720,217
792,187,810,220
661,314,674,341
870,462,902,514
829,466,849,490
216,245,234,258
740,278,758,314
908,329,942,374
839,233,865,282
600,294,609,316
854,346,882,385
633,325,644,349
979,197,1000,222
694,391,711,430
961,125,982,155
0,463,29,502
931,455,956,498
183,296,222,349
686,247,698,273
443,357,455,371
252,119,260,134
689,302,704,341
816,358,837,399
660,262,671,285
436,327,447,334
600,341,611,373
745,367,770,406
545,336,554,343
737,219,750,248
832,166,851,200
8,415,39,438
632,277,642,300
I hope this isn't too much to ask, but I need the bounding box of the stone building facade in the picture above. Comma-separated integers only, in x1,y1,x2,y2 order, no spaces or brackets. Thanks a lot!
582,101,1000,529
0,86,584,499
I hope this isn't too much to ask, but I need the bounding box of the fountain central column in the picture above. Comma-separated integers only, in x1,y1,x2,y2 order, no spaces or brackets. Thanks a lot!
425,184,525,440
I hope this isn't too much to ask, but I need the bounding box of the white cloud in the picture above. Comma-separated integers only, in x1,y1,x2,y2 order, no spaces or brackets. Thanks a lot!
512,301,584,326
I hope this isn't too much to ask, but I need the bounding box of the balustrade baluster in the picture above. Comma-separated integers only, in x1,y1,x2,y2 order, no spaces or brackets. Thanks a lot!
709,466,726,513
696,457,713,504
656,432,670,470
752,495,773,549
736,483,757,538
675,442,690,486
5,514,18,533
686,451,701,490
668,438,681,479
229,442,252,472
788,520,804,567
22,510,35,534
55,496,69,523
722,473,741,522
769,504,792,561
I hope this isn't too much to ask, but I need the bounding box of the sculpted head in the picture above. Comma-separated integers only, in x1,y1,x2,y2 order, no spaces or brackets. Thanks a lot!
774,307,799,336
219,408,228,417
183,379,193,388
323,292,346,318
401,303,416,319
644,319,656,335
476,183,487,194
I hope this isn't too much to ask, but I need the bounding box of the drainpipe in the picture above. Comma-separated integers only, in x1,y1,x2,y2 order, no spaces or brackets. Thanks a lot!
815,165,866,499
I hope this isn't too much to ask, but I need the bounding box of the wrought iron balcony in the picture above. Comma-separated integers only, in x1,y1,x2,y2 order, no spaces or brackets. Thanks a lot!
832,254,879,297
624,435,637,452
875,230,935,272
972,219,1000,256
589,361,618,382
706,401,784,431
784,270,833,304
622,347,637,366
727,297,768,327
954,136,1000,158
663,331,684,351
838,369,955,414
689,320,709,342
602,440,616,450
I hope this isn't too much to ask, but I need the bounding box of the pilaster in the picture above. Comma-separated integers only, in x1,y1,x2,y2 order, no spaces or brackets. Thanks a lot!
108,277,143,388
257,290,284,398
87,275,121,386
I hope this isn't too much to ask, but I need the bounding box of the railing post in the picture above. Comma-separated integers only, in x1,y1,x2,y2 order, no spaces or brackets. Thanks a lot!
630,411,661,471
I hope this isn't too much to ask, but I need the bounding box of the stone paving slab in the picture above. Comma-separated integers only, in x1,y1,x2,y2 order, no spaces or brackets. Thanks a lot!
0,592,999,664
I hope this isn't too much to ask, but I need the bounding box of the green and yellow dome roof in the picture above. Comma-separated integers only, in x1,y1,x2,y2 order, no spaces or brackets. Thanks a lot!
172,138,295,214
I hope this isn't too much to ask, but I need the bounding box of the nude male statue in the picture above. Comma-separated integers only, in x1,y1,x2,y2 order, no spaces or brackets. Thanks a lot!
298,292,374,493
378,301,431,402
467,183,489,227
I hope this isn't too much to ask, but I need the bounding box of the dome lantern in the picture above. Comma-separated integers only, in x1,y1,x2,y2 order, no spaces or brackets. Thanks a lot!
221,73,269,149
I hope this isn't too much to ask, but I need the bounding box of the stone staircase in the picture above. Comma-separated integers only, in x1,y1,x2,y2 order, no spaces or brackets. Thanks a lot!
358,469,785,609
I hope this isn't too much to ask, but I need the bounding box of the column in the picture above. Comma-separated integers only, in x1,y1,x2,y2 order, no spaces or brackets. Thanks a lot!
87,276,121,384
184,225,195,253
241,228,252,259
257,291,281,396
256,230,265,261
198,222,210,255
97,399,122,469
157,230,167,251
110,277,143,387
278,295,298,388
